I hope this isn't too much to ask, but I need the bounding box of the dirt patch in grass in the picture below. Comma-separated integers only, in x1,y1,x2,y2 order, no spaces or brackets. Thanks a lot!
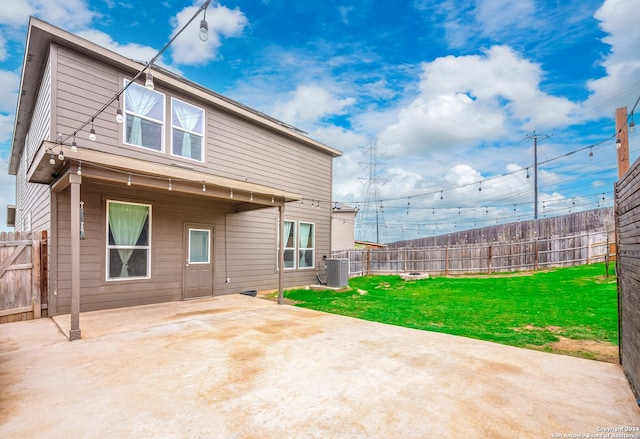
548,337,619,363
522,324,561,332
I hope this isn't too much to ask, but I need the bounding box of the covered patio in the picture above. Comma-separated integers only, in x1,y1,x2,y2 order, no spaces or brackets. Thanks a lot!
29,140,302,339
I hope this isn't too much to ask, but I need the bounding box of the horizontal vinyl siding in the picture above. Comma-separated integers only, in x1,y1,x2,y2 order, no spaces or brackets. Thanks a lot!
332,212,356,251
207,110,332,199
15,54,52,232
54,48,334,198
55,181,330,312
54,47,120,152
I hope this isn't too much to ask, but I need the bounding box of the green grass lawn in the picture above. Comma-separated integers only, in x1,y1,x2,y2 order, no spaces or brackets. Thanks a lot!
283,263,619,361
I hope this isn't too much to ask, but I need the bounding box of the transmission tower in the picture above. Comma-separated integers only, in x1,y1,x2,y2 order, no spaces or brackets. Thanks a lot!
356,137,388,243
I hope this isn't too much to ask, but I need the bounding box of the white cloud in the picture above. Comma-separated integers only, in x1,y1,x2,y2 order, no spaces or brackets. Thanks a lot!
271,84,355,126
474,0,536,36
311,125,365,153
0,70,19,113
0,0,96,30
338,6,355,25
170,3,247,66
584,0,640,117
0,35,7,62
0,113,15,143
75,29,160,64
378,45,575,156
0,156,16,232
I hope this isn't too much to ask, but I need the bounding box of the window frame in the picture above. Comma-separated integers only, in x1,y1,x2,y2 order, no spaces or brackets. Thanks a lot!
188,228,211,264
283,220,297,270
171,97,205,162
105,200,152,282
122,80,166,153
298,221,315,269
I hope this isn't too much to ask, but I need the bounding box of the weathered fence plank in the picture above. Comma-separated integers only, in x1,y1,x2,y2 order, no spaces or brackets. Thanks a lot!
337,229,612,277
0,231,47,323
614,156,640,402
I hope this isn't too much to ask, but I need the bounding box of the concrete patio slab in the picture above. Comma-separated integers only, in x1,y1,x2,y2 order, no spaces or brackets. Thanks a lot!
1,294,639,438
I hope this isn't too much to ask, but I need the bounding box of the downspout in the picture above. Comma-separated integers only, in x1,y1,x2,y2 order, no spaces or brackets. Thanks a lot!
69,173,81,341
278,204,285,304
224,212,230,292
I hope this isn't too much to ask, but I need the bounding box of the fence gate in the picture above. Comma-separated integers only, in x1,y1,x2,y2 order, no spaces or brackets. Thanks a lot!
0,231,47,323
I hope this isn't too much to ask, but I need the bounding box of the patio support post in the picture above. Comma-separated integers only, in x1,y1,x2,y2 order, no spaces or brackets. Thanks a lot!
69,173,82,340
278,204,285,304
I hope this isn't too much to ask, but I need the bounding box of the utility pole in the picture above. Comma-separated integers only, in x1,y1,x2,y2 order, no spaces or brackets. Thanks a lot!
616,106,630,178
526,131,550,220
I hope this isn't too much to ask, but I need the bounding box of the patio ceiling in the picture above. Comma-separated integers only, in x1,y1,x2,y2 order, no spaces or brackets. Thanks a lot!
31,141,301,210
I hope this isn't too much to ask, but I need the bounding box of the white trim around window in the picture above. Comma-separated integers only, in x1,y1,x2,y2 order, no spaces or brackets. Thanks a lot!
298,222,315,269
279,220,315,270
283,220,296,270
123,80,165,152
106,200,152,281
171,97,205,162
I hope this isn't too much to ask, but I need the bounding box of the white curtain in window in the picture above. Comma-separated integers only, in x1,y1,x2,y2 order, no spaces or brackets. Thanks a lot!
109,203,148,277
173,100,201,157
299,223,311,266
126,84,162,145
284,221,293,247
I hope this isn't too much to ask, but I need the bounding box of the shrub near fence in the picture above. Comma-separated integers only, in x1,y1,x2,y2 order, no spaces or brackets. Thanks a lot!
334,230,613,277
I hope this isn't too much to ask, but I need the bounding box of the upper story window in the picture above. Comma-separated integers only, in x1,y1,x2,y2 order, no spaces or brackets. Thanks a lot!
124,81,165,151
172,98,205,162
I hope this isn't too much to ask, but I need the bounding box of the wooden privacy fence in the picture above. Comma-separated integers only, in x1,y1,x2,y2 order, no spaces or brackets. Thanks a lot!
615,157,640,402
0,231,48,323
334,230,613,277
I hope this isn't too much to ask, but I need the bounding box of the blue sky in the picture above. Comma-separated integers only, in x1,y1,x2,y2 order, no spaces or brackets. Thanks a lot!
0,0,639,243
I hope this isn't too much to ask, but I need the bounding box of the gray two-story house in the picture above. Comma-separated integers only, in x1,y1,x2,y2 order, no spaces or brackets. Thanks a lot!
8,18,341,338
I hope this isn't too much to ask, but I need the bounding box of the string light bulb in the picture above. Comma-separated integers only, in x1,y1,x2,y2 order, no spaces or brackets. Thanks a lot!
145,71,154,90
199,18,209,41
230,188,234,198
116,96,123,123
71,136,78,152
89,119,96,141
49,154,56,165
77,161,82,176
589,147,593,160
250,192,254,201
202,181,206,192
127,174,132,186
168,178,172,191
630,119,636,133
58,148,64,161
616,136,621,149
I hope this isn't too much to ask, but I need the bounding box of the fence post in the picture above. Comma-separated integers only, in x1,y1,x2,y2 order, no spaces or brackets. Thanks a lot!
31,232,41,319
488,244,492,274
445,246,449,276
